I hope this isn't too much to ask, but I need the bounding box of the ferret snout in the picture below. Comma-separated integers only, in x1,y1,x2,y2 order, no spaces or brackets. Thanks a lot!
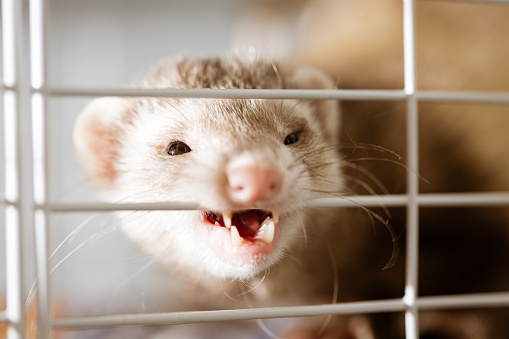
227,164,282,204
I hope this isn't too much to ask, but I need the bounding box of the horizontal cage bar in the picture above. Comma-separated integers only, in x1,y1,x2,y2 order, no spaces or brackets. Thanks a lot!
46,87,407,101
45,192,509,212
15,86,509,104
50,291,509,330
52,299,407,330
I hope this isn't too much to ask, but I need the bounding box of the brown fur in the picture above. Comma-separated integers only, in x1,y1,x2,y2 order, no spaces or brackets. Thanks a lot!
290,0,509,337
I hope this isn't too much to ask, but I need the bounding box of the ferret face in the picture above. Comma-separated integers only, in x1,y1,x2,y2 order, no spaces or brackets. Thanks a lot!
73,57,341,280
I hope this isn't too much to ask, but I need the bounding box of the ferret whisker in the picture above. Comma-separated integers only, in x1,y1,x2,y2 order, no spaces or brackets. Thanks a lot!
341,142,404,160
293,148,338,163
118,186,171,203
307,171,341,185
255,319,283,339
318,240,340,336
341,175,378,195
342,161,391,196
219,279,242,302
286,98,310,114
235,271,283,339
304,190,398,269
112,254,159,296
25,210,148,310
310,178,344,193
238,277,254,292
348,157,427,183
64,210,150,266
278,99,284,118
271,61,283,90
238,269,270,296
24,214,100,306
307,161,341,172
296,212,309,249
48,212,139,275
159,98,192,124
26,212,127,308
278,253,301,265
340,174,392,217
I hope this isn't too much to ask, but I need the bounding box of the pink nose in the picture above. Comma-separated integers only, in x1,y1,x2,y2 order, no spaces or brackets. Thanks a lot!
227,165,282,203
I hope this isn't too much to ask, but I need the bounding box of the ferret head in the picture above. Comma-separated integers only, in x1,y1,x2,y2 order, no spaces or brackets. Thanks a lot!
73,56,341,280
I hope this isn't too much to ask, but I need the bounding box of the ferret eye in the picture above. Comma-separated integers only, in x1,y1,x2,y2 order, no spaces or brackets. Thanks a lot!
167,140,192,155
284,132,299,145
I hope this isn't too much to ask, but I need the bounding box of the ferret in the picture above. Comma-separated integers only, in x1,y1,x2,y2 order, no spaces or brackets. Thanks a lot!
72,2,509,337
74,56,363,337
73,56,343,282
73,54,509,339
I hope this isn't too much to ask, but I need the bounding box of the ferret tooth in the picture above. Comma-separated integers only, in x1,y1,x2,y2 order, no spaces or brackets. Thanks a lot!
260,220,275,244
273,212,279,224
262,216,271,225
230,226,243,247
215,221,221,226
223,212,232,229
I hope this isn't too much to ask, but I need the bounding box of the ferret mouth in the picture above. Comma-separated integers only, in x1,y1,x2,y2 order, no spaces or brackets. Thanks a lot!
204,210,279,247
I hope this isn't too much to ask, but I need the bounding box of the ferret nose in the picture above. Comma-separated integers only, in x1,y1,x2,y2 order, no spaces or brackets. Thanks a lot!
227,165,282,203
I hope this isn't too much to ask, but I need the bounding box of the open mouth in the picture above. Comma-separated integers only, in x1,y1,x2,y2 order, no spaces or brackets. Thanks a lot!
205,210,279,247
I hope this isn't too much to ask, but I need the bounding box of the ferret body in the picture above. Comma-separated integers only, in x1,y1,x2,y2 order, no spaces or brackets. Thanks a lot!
74,55,413,338
74,54,509,338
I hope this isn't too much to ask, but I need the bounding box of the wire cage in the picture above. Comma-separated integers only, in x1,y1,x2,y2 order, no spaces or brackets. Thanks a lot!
2,0,509,338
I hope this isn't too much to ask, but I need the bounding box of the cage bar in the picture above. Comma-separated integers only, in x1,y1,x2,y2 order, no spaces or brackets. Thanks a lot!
48,87,408,101
417,91,509,104
48,291,509,331
423,0,509,4
29,0,52,338
51,299,407,330
45,191,509,212
1,0,27,337
403,0,420,338
44,87,509,104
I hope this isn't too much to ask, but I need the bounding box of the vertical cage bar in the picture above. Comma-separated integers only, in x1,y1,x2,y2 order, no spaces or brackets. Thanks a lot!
1,0,26,338
30,0,51,338
403,0,420,338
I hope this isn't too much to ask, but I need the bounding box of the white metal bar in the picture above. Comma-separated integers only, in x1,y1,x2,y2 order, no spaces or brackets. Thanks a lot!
46,87,407,101
418,292,509,310
48,201,204,212
49,291,509,330
45,192,509,212
418,192,509,207
51,299,407,330
39,87,509,104
417,91,509,104
2,0,26,337
403,0,420,338
422,0,509,4
311,192,509,208
29,0,52,338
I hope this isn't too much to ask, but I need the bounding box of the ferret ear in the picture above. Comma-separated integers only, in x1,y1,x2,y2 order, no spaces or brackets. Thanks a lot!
73,97,132,195
290,66,340,143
